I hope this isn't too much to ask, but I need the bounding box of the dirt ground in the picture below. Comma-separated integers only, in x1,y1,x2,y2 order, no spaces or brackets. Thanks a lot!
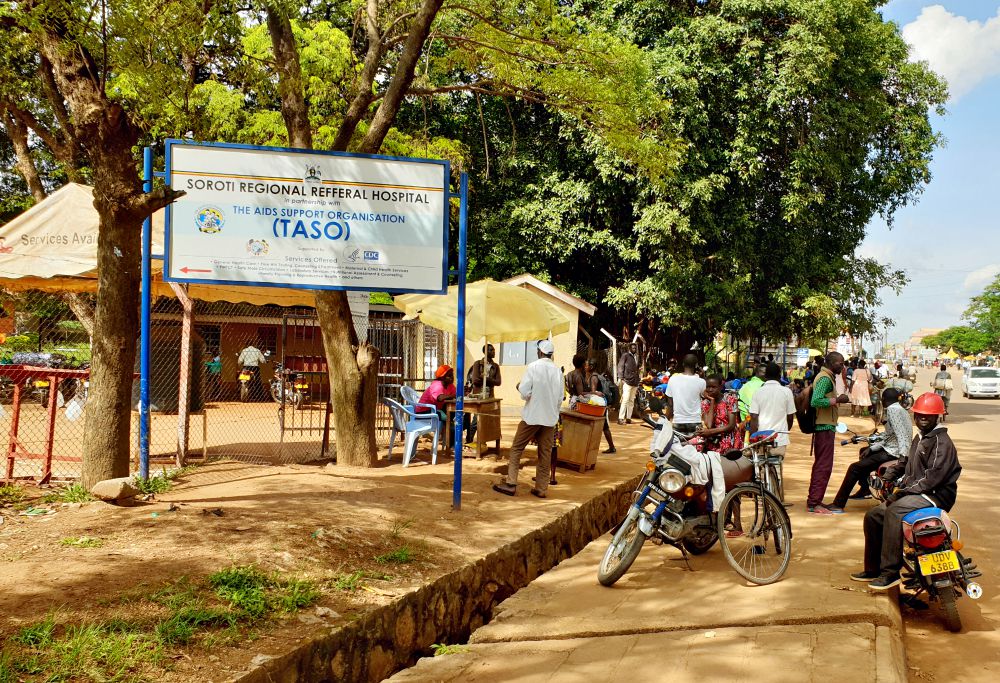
0,414,653,682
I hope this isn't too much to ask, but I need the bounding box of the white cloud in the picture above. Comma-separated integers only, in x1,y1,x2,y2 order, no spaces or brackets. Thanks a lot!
963,263,1000,291
901,5,1000,100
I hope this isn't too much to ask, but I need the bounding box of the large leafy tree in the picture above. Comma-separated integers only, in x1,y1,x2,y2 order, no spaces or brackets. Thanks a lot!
575,0,942,346
253,0,681,465
922,326,991,357
963,273,1000,352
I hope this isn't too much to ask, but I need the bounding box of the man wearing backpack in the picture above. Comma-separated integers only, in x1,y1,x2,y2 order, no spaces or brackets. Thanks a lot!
806,351,852,515
616,343,640,425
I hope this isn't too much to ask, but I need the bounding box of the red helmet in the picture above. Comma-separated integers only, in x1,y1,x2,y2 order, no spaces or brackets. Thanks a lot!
912,392,946,416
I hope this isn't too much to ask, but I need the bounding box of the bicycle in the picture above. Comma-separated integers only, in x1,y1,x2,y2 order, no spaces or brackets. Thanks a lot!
717,430,793,585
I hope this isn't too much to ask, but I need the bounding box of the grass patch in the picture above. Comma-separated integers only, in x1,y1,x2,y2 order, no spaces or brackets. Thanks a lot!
389,518,414,540
60,536,103,548
431,643,470,656
331,570,365,592
375,546,416,565
133,465,197,496
1,565,318,682
0,484,24,505
209,564,319,619
41,484,93,504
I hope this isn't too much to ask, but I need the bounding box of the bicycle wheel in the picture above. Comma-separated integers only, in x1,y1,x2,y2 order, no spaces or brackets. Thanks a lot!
718,485,792,585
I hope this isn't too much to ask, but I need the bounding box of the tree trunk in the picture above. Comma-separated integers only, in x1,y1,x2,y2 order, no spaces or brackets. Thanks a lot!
1,108,46,203
61,293,95,337
315,291,379,466
266,4,383,467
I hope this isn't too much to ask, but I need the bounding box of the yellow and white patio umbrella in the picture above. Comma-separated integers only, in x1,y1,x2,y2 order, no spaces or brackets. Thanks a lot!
941,348,960,359
393,279,571,343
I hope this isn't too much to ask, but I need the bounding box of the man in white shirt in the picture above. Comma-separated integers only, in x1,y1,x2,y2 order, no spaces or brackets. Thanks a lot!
493,340,564,499
665,354,707,437
748,363,797,457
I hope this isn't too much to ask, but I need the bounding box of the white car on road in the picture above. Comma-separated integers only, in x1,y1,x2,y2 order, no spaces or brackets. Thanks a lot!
963,367,1000,398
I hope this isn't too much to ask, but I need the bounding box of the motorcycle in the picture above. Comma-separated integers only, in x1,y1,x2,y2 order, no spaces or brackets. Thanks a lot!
867,462,983,632
270,362,308,409
597,425,792,587
237,350,271,402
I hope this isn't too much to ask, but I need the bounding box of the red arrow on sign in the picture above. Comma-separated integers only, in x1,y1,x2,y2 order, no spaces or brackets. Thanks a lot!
179,267,212,274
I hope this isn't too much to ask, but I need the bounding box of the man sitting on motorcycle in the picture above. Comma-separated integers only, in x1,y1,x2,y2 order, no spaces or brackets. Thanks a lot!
852,393,962,590
828,387,913,511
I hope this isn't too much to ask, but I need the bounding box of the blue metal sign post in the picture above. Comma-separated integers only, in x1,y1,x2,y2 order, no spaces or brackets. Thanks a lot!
139,147,153,480
452,172,468,510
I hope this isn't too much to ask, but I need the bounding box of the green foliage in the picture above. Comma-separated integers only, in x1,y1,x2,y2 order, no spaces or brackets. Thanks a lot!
431,643,470,657
332,570,365,592
0,484,25,505
922,326,991,357
60,536,103,548
13,618,56,647
209,564,318,618
964,274,1000,351
133,475,172,495
42,484,94,504
0,334,38,353
375,546,415,564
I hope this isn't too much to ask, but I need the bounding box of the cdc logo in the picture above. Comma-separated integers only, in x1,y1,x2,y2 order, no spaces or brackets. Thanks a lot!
343,247,381,264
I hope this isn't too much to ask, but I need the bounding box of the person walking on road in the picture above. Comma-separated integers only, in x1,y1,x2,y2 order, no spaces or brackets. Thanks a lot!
932,363,953,421
852,392,962,590
807,352,852,515
850,360,872,417
828,387,913,512
617,343,640,424
493,340,564,499
665,353,706,437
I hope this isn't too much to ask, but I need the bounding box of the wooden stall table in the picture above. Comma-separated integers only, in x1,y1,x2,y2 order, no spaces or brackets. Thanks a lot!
444,397,502,459
557,408,604,472
2,365,90,484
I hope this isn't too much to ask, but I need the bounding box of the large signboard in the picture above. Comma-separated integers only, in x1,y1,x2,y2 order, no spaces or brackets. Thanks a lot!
164,140,449,294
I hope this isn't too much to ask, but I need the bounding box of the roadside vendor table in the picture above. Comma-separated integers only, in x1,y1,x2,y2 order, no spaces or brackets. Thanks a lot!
557,408,604,472
444,397,502,459
2,365,89,484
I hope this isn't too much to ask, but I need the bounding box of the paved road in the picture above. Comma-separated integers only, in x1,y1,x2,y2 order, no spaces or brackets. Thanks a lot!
900,370,1000,682
392,383,963,681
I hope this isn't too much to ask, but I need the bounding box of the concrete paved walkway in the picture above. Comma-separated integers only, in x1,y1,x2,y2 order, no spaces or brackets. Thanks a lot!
391,411,906,682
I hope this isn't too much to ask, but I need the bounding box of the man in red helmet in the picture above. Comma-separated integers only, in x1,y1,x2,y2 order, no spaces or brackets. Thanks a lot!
852,392,962,590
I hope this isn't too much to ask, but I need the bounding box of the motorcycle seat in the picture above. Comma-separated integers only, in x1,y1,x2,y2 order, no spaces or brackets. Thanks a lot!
901,507,947,526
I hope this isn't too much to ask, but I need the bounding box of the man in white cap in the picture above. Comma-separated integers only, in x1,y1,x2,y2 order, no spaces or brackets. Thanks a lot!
493,339,564,498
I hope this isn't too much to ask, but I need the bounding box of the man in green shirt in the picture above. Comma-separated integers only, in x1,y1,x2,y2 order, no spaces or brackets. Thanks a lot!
808,351,851,515
738,364,766,421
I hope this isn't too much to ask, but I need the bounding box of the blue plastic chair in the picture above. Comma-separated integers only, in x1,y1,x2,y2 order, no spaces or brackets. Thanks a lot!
383,397,440,467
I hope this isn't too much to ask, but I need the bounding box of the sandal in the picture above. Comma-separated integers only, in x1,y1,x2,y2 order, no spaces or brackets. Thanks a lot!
530,488,546,499
725,530,744,538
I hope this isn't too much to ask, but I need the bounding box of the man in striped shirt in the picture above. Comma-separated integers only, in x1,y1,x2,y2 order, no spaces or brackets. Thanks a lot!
807,352,851,514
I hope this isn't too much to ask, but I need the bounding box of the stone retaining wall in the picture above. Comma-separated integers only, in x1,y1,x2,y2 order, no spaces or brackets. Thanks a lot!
234,475,639,683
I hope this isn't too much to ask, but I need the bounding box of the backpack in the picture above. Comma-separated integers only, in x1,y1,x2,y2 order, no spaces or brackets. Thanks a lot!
597,373,619,408
795,383,817,434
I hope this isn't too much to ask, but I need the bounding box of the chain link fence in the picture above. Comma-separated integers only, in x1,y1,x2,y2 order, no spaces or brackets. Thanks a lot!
1,287,455,481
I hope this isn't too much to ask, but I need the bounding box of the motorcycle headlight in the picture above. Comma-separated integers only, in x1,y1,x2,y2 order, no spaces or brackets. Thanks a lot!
657,468,686,493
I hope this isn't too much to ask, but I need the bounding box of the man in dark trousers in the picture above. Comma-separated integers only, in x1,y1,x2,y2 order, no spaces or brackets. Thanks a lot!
807,351,851,514
617,343,640,424
828,387,913,511
852,393,961,590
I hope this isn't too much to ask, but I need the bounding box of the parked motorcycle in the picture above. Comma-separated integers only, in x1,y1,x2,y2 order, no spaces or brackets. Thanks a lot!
867,461,983,631
270,362,308,408
597,425,792,587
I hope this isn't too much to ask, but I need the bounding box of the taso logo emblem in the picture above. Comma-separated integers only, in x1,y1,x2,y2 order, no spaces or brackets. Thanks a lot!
195,206,225,234
304,165,322,183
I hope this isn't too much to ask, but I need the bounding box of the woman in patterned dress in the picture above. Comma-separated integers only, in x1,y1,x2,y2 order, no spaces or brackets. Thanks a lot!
697,375,743,452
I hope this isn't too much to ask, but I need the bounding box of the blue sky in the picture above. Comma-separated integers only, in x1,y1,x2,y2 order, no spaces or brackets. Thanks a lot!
859,1,1000,348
